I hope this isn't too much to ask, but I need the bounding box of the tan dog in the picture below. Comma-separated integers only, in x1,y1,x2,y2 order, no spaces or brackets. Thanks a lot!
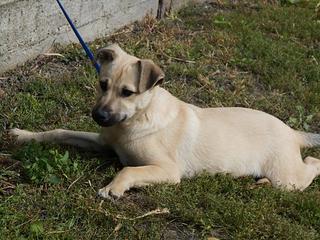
10,44,320,199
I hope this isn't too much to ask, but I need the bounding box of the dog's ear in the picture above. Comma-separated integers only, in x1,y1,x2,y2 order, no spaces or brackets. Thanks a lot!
137,59,165,93
96,48,116,64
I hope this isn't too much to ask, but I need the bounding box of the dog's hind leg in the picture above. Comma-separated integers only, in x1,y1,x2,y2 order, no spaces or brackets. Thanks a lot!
304,156,320,171
9,128,105,152
292,157,320,190
255,177,271,185
269,156,319,191
304,156,320,180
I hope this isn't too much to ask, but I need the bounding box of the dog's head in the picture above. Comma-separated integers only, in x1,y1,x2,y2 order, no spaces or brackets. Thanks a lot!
92,44,165,127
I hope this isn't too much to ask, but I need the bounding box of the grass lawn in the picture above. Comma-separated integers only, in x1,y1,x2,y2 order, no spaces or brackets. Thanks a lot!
1,0,320,239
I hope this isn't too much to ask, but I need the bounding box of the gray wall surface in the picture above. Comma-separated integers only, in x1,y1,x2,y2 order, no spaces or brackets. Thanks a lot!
0,0,204,73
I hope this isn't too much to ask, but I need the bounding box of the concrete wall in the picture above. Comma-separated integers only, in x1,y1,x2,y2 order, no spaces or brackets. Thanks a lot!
0,0,204,73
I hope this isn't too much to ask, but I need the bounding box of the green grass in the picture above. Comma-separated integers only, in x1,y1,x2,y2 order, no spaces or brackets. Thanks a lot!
1,1,320,239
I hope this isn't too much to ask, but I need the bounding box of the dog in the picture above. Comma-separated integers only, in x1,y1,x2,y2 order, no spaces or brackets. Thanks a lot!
10,44,320,199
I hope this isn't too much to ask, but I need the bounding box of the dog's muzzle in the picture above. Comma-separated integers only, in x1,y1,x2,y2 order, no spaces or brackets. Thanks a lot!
91,107,126,127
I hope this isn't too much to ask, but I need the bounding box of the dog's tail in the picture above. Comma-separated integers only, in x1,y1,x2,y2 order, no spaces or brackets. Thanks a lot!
297,131,320,148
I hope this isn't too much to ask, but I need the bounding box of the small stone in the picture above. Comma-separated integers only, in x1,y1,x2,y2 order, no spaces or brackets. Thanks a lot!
0,88,5,98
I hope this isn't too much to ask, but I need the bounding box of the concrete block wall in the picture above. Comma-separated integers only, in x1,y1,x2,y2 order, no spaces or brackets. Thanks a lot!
0,0,205,73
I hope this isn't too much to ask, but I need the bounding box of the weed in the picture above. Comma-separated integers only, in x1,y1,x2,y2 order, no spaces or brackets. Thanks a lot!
14,142,82,184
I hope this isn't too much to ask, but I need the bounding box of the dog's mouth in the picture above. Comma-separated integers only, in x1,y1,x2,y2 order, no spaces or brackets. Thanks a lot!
91,109,127,127
93,116,127,127
120,116,127,122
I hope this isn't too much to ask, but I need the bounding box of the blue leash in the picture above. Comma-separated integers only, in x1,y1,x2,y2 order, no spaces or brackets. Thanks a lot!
55,0,101,73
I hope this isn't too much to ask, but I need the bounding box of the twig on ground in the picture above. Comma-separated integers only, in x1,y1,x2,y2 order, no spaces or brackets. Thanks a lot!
161,51,196,64
47,230,69,234
42,53,65,58
118,207,170,220
107,29,132,38
87,180,96,192
99,200,104,209
0,180,15,188
90,205,170,221
1,185,15,191
0,153,12,157
4,161,20,171
16,217,36,229
106,223,123,240
67,176,82,190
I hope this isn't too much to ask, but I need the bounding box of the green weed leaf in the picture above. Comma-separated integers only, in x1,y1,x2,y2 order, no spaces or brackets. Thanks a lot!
30,222,44,236
47,174,62,184
14,142,82,185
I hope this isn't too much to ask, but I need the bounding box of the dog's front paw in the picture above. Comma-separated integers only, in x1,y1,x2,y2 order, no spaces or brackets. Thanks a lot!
9,128,33,143
97,183,126,200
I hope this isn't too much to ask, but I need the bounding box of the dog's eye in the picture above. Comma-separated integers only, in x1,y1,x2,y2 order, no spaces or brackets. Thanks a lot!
99,80,108,91
121,88,135,97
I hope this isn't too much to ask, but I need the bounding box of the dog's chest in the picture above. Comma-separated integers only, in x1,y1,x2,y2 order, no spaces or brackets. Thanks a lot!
115,150,130,166
112,142,146,166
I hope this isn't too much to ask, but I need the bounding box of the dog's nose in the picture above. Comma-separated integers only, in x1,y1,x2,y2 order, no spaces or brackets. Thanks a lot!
92,108,112,124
